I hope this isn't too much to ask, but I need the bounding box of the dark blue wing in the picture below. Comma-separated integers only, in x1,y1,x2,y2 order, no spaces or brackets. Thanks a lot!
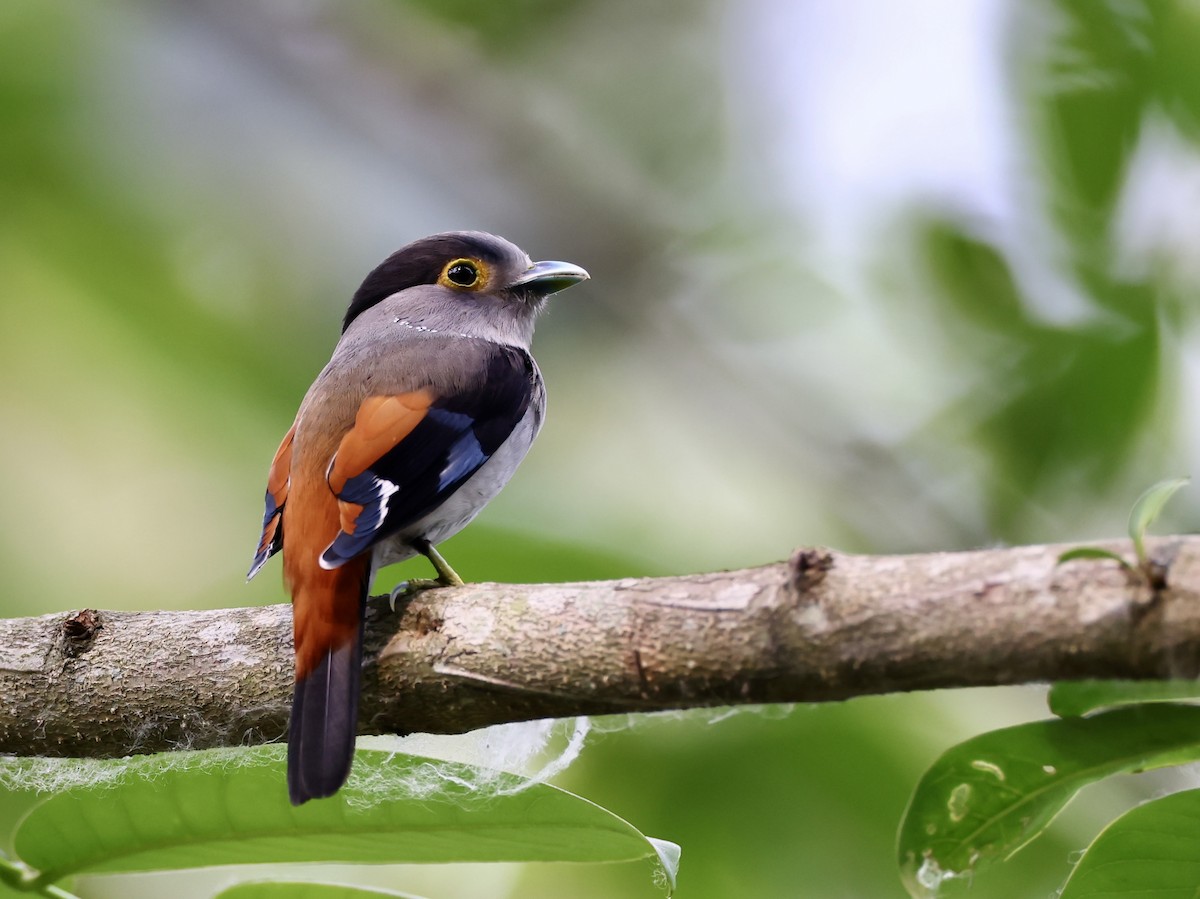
319,344,538,569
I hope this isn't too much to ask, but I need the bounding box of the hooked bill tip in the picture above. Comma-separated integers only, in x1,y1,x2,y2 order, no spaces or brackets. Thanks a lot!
511,260,589,295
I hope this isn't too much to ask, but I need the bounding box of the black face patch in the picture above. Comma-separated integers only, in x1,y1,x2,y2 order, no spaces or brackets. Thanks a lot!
342,232,524,332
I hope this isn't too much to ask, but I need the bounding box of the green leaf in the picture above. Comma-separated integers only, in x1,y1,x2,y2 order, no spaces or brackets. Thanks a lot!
897,704,1200,898
1059,788,1200,898
1049,680,1200,717
216,883,426,899
1037,0,1157,249
1056,546,1135,569
1128,476,1189,566
12,747,676,889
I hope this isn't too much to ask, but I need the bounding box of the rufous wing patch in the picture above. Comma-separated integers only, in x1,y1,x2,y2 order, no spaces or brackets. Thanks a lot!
338,500,365,535
327,390,434,495
268,423,297,506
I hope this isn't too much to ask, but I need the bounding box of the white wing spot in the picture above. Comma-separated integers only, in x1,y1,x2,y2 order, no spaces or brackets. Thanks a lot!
376,477,400,520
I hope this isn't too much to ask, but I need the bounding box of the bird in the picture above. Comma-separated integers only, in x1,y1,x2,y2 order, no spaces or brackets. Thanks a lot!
246,231,589,805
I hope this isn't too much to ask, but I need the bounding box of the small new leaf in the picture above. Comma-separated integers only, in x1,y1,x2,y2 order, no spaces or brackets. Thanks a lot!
1128,476,1189,568
1056,547,1135,571
1056,477,1189,585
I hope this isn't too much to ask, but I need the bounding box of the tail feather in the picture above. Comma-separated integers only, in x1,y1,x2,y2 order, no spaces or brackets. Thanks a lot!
287,599,366,805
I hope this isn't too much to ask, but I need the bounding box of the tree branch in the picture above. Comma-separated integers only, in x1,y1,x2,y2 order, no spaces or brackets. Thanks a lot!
2,537,1198,758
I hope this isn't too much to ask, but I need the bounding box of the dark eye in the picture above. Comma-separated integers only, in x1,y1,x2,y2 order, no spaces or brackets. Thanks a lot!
445,260,479,287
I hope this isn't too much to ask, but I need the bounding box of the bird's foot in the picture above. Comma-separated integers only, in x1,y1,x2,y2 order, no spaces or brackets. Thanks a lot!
388,578,439,611
387,540,465,611
388,571,464,611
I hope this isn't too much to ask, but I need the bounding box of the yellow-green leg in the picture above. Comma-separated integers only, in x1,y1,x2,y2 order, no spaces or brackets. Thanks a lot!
388,538,464,610
416,538,465,586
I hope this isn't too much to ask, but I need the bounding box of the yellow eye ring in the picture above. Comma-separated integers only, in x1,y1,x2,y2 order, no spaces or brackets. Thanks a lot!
439,258,489,290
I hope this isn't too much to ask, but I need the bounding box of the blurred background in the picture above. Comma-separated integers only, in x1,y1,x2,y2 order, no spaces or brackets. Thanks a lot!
3,0,1199,895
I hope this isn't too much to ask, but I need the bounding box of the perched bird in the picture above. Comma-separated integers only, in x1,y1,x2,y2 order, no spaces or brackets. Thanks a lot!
247,232,588,805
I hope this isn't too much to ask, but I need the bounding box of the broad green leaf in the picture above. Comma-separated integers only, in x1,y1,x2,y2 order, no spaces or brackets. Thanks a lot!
1059,788,1200,898
1056,547,1134,569
1049,680,1200,717
13,747,675,888
1128,477,1189,565
216,883,426,899
897,705,1200,898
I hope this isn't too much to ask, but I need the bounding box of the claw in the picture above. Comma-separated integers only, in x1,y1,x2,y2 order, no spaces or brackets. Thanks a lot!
386,541,465,611
388,578,443,611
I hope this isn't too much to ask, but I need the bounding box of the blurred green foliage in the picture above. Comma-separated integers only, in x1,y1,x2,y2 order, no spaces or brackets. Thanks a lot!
2,0,1199,896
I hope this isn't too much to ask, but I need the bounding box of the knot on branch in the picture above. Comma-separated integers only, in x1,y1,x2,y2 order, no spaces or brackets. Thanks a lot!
1143,540,1183,593
789,547,834,593
60,609,101,658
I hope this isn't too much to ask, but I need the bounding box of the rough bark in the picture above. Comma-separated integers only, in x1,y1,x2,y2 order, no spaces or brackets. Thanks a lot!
1,537,1197,758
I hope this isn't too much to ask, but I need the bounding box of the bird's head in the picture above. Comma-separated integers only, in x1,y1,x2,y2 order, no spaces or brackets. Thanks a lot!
342,231,589,346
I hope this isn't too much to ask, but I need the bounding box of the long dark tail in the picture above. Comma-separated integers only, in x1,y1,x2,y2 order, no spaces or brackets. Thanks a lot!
287,594,366,805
